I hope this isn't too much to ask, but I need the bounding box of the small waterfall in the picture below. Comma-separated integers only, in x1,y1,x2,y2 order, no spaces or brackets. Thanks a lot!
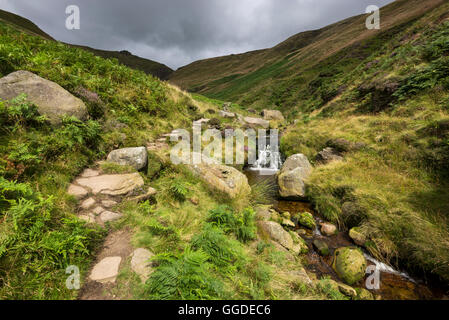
249,144,283,175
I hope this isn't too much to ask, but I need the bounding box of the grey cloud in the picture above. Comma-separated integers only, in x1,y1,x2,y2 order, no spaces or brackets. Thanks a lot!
0,0,394,69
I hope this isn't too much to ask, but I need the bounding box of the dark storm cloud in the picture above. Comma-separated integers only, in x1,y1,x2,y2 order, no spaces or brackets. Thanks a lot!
0,0,394,69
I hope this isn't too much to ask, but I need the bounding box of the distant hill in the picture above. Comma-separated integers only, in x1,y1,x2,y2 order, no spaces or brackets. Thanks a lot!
169,0,446,110
0,9,173,79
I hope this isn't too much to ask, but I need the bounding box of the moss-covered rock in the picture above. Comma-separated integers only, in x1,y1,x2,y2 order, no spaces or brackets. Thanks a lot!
349,227,367,246
313,239,330,256
297,212,316,230
355,288,374,300
332,247,367,285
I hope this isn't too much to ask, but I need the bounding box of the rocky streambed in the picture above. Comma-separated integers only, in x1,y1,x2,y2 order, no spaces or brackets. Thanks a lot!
245,169,445,300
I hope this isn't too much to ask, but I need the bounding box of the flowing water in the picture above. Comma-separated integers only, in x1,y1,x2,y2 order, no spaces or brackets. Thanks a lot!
244,147,446,300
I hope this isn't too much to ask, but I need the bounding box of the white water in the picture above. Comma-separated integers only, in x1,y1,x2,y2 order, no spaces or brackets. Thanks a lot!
249,145,283,174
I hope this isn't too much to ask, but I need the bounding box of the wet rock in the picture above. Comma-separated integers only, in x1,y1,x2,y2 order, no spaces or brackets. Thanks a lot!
89,256,122,283
332,247,367,285
313,239,330,256
262,109,285,121
130,248,154,282
316,147,343,164
76,173,144,196
67,184,88,200
349,227,367,246
278,154,312,199
0,71,88,125
297,212,316,230
107,147,148,171
320,222,337,236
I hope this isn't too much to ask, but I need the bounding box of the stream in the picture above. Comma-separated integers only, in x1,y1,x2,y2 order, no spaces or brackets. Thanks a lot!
244,139,446,300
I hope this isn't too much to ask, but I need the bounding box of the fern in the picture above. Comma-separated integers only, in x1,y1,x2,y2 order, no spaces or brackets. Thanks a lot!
146,248,226,300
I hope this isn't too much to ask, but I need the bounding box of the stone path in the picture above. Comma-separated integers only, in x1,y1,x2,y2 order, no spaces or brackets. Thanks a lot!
67,165,156,300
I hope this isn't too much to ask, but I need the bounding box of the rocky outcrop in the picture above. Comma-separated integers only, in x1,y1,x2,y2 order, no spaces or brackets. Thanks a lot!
316,147,343,164
0,71,88,124
107,147,148,171
332,247,367,285
262,109,285,121
75,173,144,196
278,154,312,199
187,156,250,199
243,116,270,129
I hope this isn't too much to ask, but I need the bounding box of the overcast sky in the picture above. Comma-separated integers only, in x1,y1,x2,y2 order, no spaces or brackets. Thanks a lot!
0,0,394,69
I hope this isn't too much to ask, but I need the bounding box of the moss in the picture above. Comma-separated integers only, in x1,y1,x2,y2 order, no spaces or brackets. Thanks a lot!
296,212,316,230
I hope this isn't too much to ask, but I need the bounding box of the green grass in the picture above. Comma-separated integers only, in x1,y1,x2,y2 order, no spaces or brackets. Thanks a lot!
280,18,449,283
0,20,203,299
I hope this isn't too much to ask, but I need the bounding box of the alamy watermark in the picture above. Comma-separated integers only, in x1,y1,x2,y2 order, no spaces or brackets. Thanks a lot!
65,265,80,290
366,5,380,30
66,5,80,30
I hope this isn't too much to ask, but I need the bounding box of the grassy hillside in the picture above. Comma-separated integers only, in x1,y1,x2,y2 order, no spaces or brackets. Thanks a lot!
170,0,449,284
169,0,445,112
0,9,173,80
0,20,340,301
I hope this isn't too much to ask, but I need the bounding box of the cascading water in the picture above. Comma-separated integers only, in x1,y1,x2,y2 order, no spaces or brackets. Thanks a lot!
248,130,283,175
249,144,283,175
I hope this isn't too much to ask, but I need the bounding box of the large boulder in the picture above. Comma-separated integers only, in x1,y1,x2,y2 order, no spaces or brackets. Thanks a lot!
187,155,250,199
278,154,312,199
107,147,148,170
262,109,285,121
0,71,87,124
332,247,367,285
257,221,293,250
76,173,144,196
243,116,270,129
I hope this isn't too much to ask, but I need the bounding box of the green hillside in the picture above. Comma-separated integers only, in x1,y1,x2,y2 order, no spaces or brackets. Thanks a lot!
169,0,449,284
0,9,173,80
169,0,446,112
